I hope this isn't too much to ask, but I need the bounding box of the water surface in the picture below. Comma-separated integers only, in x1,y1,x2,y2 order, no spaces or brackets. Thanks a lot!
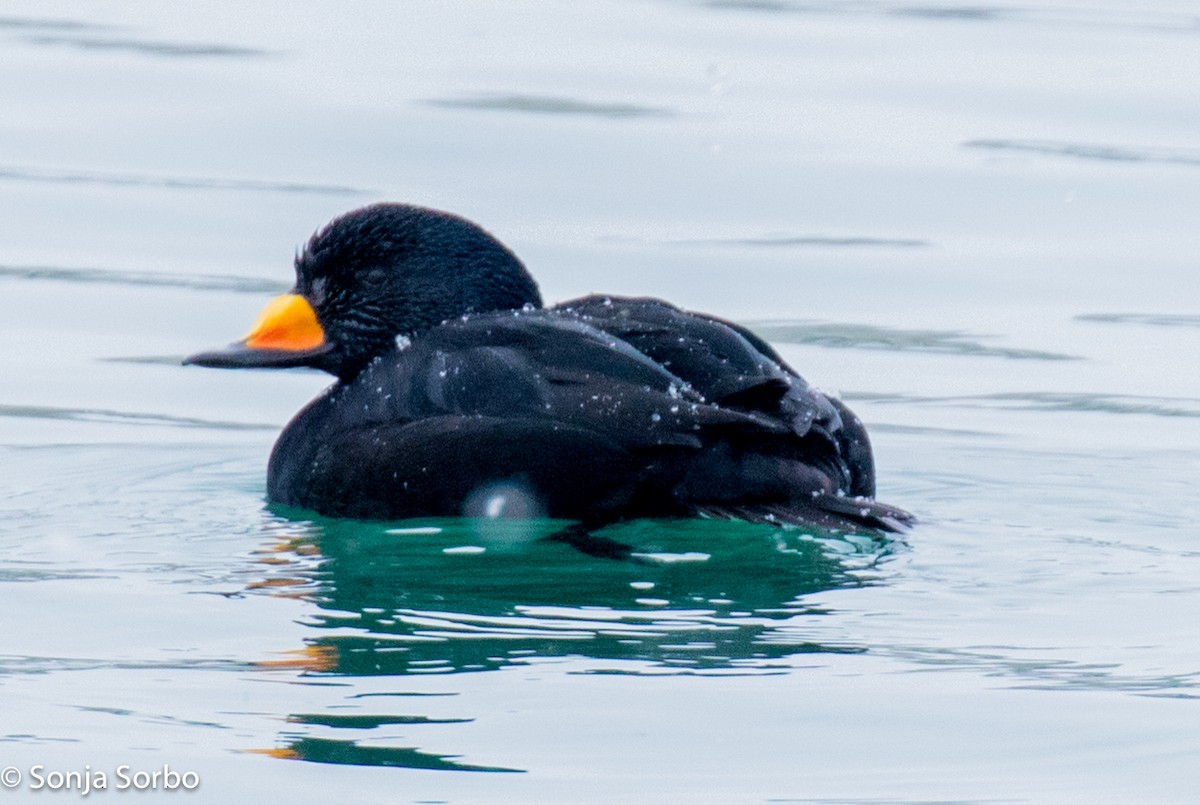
1,1,1198,802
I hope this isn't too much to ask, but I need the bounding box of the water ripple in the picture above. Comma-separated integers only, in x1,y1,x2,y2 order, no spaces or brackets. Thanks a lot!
849,390,1200,418
887,644,1200,697
20,34,271,58
76,704,229,731
748,320,1077,361
0,567,109,583
1077,312,1200,329
0,734,80,745
0,15,109,31
965,139,1200,168
0,264,288,294
0,654,248,676
424,93,676,119
766,798,1013,805
893,6,1000,20
0,404,276,431
0,164,367,195
700,1,1200,33
289,713,469,728
670,235,930,249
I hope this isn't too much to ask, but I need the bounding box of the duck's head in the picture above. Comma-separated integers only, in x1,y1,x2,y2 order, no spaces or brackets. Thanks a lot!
185,203,542,381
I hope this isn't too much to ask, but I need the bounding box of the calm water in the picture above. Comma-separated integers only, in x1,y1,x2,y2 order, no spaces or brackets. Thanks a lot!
2,1,1199,802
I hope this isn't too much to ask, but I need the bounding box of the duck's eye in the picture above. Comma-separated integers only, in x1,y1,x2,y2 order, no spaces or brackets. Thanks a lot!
366,268,388,286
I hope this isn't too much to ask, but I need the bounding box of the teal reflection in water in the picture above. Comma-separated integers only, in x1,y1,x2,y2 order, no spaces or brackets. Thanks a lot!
250,514,896,771
254,737,523,773
254,513,895,677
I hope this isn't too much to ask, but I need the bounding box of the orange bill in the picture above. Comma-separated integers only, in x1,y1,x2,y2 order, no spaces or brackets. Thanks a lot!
184,293,333,369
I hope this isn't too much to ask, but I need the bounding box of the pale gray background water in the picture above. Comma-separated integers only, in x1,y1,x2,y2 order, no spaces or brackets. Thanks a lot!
1,1,1198,802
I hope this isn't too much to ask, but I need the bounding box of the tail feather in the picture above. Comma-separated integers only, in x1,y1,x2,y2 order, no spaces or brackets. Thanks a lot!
695,494,913,534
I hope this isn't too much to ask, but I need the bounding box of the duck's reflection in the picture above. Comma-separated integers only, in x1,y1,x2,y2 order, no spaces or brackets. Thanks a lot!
249,513,896,770
256,514,888,674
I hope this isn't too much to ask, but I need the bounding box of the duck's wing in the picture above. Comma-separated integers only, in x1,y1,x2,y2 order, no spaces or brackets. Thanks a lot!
554,295,877,497
349,312,790,446
554,295,800,406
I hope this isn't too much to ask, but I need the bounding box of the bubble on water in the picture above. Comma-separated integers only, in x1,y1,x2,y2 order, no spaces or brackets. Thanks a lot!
630,551,711,564
487,495,506,517
463,481,544,520
443,545,486,555
386,526,442,535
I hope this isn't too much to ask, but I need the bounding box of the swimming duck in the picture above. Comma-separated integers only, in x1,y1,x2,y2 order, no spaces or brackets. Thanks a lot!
185,203,910,533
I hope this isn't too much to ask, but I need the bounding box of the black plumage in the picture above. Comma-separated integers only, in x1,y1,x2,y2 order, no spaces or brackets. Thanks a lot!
185,203,911,534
